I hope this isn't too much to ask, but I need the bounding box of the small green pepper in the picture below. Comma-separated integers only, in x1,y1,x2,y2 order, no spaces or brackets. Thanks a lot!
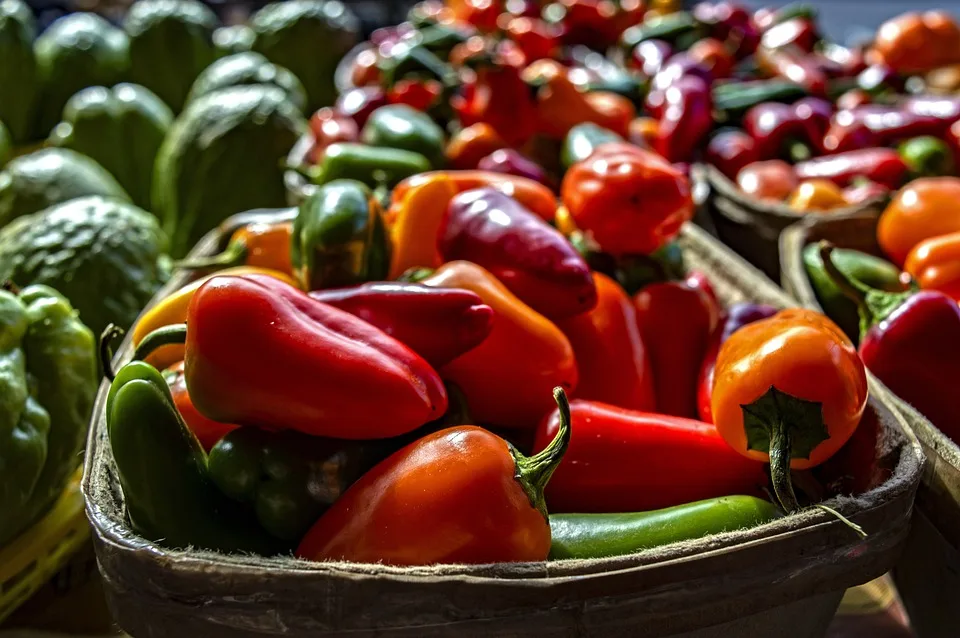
549,496,781,560
802,243,907,344
361,104,446,169
561,123,623,169
105,360,285,554
291,178,390,290
898,136,956,179
308,142,431,189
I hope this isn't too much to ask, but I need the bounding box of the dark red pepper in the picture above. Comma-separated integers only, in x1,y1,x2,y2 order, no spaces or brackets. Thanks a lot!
693,1,751,42
820,243,960,443
386,79,443,111
556,0,621,50
335,86,389,129
502,16,559,62
842,181,889,205
453,63,538,147
760,17,818,52
309,283,494,369
477,149,553,188
634,274,720,419
794,148,908,189
654,75,714,163
695,302,778,423
705,128,759,179
836,89,872,111
757,44,827,95
438,187,597,319
904,95,960,122
308,108,359,164
821,113,880,153
857,64,904,95
651,53,714,93
742,97,831,160
838,105,952,146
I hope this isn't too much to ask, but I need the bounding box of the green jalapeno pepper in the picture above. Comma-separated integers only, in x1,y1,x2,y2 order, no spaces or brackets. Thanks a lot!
360,103,446,169
308,142,431,189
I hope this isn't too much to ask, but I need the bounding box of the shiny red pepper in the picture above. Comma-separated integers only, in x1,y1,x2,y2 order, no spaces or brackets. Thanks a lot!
631,39,672,77
308,108,359,164
827,105,952,150
386,79,443,111
163,360,237,451
654,75,714,163
757,44,827,95
309,283,494,369
794,148,908,189
438,187,597,319
453,62,538,147
744,97,832,160
334,86,388,129
476,148,553,188
556,0,622,50
133,276,448,440
502,16,559,61
820,243,960,443
634,274,721,419
694,1,757,57
760,17,818,52
696,303,778,423
532,399,767,513
705,128,758,179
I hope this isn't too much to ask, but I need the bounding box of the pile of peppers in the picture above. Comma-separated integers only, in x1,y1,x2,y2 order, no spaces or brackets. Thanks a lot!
97,0,891,566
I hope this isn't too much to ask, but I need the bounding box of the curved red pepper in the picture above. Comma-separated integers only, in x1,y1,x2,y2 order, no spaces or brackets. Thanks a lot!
830,105,952,148
309,283,494,369
149,276,449,440
705,129,759,179
654,75,714,163
745,97,833,160
634,274,720,419
794,148,908,189
757,44,827,95
453,63,538,147
438,187,597,319
533,399,767,513
760,17,818,52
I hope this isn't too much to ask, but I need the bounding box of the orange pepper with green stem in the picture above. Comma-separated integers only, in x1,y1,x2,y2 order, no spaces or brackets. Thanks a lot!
711,309,868,514
421,261,578,429
175,221,294,276
905,231,960,301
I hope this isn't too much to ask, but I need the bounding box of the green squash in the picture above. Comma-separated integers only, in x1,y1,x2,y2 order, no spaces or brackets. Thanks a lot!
185,52,307,113
0,0,38,143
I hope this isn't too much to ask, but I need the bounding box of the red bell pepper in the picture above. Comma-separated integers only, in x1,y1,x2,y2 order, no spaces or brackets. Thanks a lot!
386,79,443,112
696,303,778,423
502,16,559,62
163,361,237,451
133,275,448,440
794,148,908,189
438,187,597,319
453,60,539,147
307,108,359,164
334,86,388,129
760,17,818,52
634,274,721,419
821,243,960,443
757,44,827,95
309,283,494,368
744,97,832,160
532,399,767,513
654,75,714,163
705,128,759,179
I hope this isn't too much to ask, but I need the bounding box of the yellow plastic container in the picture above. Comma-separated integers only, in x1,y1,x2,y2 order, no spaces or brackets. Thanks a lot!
0,470,90,624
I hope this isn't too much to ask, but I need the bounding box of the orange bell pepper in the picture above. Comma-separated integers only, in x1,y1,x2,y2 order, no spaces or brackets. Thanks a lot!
711,309,868,512
388,169,558,224
555,273,655,411
878,177,960,267
132,267,299,371
786,179,849,213
872,11,960,75
175,221,294,276
905,230,960,301
445,123,508,170
387,173,459,279
422,261,578,428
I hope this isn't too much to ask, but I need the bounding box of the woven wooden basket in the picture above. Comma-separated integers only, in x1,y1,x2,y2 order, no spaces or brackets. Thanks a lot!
83,213,923,638
693,163,887,281
780,212,960,638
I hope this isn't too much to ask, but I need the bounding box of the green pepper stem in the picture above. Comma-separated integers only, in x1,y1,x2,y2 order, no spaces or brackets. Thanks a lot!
397,267,436,283
99,324,126,382
513,387,572,520
769,418,800,513
132,324,188,362
818,242,871,307
173,240,248,272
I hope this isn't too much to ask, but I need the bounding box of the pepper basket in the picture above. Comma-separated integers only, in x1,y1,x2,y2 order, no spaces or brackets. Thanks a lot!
780,212,960,638
83,211,923,638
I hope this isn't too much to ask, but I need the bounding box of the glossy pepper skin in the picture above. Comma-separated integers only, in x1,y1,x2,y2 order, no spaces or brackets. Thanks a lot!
533,400,767,514
898,136,956,179
555,273,655,412
561,122,623,169
445,123,507,170
905,231,960,301
135,275,448,440
453,62,538,147
423,261,578,429
744,98,832,160
361,104,447,169
477,149,553,188
208,428,374,542
334,86,388,129
711,307,868,512
549,495,781,560
562,143,694,256
871,10,960,75
821,243,960,442
439,188,596,319
696,303,778,424
291,179,390,291
877,177,960,267
307,142,432,189
736,159,799,201
828,106,952,151
310,282,494,368
105,361,284,554
296,388,573,566
163,360,237,451
654,75,714,164
635,275,720,419
705,128,758,179
794,148,908,190
307,108,359,164
756,44,827,96
386,173,458,278
0,285,97,546
175,221,294,276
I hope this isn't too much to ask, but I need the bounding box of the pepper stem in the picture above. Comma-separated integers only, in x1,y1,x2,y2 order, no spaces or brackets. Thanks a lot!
173,240,248,272
512,387,572,520
132,324,188,362
769,418,800,512
99,324,126,382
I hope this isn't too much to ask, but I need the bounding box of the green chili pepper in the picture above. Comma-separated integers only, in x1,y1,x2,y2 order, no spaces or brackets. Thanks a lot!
308,142,431,189
291,178,390,290
898,136,956,179
549,496,781,560
802,243,907,344
361,104,446,169
713,80,809,119
105,360,286,554
561,123,623,169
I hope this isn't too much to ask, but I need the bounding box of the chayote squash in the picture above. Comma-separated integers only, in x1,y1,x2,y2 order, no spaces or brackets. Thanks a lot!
49,83,173,210
0,147,130,227
213,24,254,57
0,120,11,168
250,0,359,113
124,0,219,112
0,0,38,143
153,85,306,257
0,284,98,547
34,13,130,138
0,195,171,337
185,52,307,113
